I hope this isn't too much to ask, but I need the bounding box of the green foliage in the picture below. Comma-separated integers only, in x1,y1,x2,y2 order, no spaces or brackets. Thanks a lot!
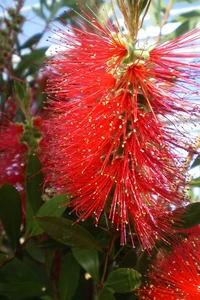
0,258,49,298
104,268,141,293
0,282,46,298
148,0,200,40
97,287,116,300
190,155,200,169
179,203,200,228
29,194,69,236
26,152,43,214
189,177,200,187
72,248,100,282
0,184,22,249
59,253,80,300
119,249,137,269
35,216,102,250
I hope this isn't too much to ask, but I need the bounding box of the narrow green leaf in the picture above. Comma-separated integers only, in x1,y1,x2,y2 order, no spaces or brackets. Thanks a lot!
189,177,200,187
20,33,43,49
25,200,35,236
16,48,47,76
174,10,200,22
26,152,43,214
72,248,99,282
97,287,115,300
190,155,200,169
179,203,200,228
35,216,102,251
0,282,46,297
0,184,22,249
30,194,69,236
138,0,149,16
135,248,158,278
13,81,26,102
119,249,137,269
59,253,80,300
13,81,31,115
105,268,141,294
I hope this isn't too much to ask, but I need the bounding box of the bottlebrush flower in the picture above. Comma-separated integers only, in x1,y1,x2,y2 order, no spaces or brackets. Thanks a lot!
40,4,200,249
138,229,200,299
0,121,27,214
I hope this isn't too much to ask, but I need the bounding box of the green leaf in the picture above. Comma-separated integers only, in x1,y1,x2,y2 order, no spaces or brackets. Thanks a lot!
0,282,46,297
127,294,140,300
35,216,102,251
0,257,42,282
45,249,55,275
0,184,22,249
167,10,200,39
59,253,80,300
26,152,43,214
138,0,149,16
190,155,200,169
34,238,65,249
20,33,43,49
25,200,35,236
179,203,200,228
105,268,141,294
26,247,45,264
135,247,158,278
13,81,26,102
30,194,69,236
72,248,99,282
119,249,137,269
97,287,115,300
174,10,200,22
13,81,32,117
16,48,47,76
189,177,200,187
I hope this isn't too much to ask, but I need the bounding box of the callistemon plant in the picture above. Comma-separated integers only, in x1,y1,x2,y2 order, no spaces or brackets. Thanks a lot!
40,0,200,249
138,227,200,299
0,121,28,214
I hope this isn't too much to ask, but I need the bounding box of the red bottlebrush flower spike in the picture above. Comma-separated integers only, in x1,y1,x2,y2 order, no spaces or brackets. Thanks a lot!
40,5,200,249
138,229,200,299
0,121,28,214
